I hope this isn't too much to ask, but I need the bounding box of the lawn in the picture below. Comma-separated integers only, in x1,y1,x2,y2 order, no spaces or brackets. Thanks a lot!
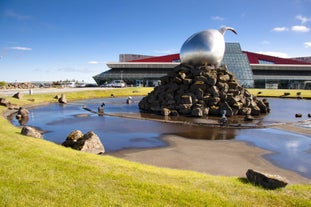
248,88,311,99
0,87,310,206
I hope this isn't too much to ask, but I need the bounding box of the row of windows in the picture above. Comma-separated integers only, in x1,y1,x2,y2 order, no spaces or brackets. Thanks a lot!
254,70,311,76
258,59,275,64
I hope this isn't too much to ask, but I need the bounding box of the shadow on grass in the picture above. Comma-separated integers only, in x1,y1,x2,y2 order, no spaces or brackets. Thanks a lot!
237,177,250,184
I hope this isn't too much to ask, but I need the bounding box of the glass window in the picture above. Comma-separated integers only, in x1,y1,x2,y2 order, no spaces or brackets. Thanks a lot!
258,59,275,64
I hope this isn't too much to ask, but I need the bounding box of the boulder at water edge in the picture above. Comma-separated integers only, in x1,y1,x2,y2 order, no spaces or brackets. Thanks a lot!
62,130,105,154
58,94,67,104
15,107,29,119
21,126,42,139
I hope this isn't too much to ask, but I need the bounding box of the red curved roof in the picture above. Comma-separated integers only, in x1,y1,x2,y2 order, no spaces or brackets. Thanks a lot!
129,53,180,62
243,51,310,65
129,51,310,65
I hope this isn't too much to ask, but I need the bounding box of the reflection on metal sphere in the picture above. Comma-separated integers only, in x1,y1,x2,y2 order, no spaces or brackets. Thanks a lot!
180,27,237,67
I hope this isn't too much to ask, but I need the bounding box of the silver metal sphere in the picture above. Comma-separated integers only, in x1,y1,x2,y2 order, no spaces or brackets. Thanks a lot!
180,27,237,67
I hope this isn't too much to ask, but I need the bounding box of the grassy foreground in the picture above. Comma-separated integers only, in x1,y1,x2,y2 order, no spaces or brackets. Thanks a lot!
0,87,311,206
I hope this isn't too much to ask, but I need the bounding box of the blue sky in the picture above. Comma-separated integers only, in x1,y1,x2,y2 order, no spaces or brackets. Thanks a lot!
1,0,311,83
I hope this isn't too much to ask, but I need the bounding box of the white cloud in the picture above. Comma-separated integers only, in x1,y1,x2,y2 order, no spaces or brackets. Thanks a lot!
9,46,32,51
153,49,178,54
261,40,270,45
296,15,311,24
211,16,225,21
272,15,311,33
272,27,289,32
257,51,289,58
304,42,311,48
291,25,310,32
5,10,32,20
88,61,100,64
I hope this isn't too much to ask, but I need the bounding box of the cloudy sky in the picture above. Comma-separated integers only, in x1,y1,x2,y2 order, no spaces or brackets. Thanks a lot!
0,0,311,83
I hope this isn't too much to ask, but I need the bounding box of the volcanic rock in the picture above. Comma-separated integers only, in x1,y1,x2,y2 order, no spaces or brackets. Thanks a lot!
62,130,105,154
0,98,12,107
21,126,42,139
12,92,23,99
58,94,67,104
139,64,270,117
246,169,288,189
15,107,29,121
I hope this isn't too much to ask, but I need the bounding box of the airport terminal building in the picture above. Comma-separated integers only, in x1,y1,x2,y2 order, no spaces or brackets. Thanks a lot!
93,43,311,89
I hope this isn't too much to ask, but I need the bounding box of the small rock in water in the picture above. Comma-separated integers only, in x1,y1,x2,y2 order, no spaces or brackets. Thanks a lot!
295,113,302,118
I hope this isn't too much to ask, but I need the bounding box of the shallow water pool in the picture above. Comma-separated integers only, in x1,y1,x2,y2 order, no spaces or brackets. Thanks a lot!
9,97,311,178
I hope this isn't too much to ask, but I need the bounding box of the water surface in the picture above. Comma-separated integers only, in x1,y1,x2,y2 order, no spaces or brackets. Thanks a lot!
9,97,311,178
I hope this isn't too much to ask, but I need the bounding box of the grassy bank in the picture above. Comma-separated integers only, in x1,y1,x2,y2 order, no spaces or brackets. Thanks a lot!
248,89,311,99
2,87,154,107
0,87,311,206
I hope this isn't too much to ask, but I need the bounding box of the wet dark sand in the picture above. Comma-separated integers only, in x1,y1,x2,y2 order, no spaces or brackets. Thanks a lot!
273,123,311,137
109,132,311,184
105,111,311,184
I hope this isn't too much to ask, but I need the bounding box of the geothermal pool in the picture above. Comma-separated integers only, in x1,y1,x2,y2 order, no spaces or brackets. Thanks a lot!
9,96,311,178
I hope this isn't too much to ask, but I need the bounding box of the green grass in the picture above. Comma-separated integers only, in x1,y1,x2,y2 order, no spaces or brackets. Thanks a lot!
4,87,154,106
248,89,311,99
0,87,311,206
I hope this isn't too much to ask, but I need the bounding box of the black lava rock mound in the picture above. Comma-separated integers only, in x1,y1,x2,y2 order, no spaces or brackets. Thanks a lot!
139,64,270,117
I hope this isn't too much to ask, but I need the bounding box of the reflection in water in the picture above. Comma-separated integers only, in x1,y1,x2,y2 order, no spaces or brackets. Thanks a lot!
7,112,29,125
166,125,236,140
8,96,311,178
236,128,311,178
18,116,29,125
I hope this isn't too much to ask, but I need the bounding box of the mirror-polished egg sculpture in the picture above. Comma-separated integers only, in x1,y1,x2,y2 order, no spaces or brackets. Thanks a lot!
180,27,237,67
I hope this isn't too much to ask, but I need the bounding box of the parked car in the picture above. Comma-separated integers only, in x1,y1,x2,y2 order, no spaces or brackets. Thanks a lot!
106,80,126,88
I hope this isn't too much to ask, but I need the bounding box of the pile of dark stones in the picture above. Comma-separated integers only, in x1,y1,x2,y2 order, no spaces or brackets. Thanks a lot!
139,64,270,118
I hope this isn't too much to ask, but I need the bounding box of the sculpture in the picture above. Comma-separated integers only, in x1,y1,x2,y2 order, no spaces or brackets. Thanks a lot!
180,27,237,67
139,26,270,119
